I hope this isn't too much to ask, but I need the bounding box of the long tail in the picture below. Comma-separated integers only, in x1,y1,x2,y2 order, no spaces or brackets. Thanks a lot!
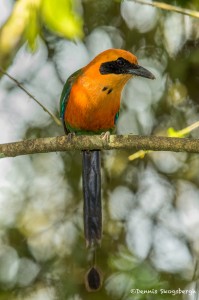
82,150,101,247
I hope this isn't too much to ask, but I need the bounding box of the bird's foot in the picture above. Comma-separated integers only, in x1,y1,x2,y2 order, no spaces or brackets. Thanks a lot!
67,132,76,142
100,131,110,143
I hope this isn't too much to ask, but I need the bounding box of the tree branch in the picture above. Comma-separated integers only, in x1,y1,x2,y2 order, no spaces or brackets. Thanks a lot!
0,67,62,126
0,135,199,158
132,0,199,19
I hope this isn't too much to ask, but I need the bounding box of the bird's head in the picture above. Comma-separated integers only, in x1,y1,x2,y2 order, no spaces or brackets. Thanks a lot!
85,49,155,85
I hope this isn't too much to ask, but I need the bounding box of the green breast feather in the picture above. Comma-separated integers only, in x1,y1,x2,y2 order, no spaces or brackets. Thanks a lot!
60,69,82,133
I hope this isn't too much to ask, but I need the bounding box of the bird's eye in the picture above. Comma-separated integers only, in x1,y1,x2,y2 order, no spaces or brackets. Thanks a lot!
117,57,125,66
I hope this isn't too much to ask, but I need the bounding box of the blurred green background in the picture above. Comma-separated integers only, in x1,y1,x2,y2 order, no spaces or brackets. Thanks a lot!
0,0,199,299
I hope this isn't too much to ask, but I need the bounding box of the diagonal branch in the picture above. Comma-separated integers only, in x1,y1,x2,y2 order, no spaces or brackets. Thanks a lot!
1,135,199,158
132,0,199,18
0,67,62,126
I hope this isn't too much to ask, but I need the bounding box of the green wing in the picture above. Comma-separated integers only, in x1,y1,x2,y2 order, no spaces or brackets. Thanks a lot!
60,69,82,133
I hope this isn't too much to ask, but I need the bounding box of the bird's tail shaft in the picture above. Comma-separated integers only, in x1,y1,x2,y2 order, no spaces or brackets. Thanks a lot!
82,150,101,247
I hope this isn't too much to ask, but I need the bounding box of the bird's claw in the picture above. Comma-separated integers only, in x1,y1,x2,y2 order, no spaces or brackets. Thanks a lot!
67,132,76,142
100,131,110,143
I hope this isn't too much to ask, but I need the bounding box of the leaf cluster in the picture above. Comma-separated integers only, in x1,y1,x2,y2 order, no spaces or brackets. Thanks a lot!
0,0,83,68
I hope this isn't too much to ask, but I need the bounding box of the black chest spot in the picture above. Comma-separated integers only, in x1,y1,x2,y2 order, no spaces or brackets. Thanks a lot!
102,86,108,91
102,86,113,95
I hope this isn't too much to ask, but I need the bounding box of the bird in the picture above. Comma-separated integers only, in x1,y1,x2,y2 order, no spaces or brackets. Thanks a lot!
60,48,155,291
60,48,155,248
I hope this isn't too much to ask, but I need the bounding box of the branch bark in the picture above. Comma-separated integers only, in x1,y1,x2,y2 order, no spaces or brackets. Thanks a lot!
0,135,199,158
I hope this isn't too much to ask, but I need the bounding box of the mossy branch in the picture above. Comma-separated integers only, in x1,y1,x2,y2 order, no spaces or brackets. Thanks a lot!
1,135,199,158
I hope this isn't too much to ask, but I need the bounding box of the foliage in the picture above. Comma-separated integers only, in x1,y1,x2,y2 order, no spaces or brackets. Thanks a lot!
0,0,83,67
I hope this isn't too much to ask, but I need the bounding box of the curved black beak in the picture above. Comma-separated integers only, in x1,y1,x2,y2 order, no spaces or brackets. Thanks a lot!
128,64,155,80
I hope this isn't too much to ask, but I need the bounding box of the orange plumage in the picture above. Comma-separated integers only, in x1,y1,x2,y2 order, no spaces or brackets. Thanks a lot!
63,49,140,133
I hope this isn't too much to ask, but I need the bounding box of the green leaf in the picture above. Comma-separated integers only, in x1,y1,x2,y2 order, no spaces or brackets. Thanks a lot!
41,0,83,39
167,127,185,138
25,5,40,51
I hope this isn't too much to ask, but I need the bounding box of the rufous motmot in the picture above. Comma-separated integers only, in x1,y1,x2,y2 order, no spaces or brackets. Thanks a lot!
60,48,155,248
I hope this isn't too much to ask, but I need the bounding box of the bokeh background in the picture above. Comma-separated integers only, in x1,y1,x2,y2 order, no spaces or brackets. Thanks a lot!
0,0,199,299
